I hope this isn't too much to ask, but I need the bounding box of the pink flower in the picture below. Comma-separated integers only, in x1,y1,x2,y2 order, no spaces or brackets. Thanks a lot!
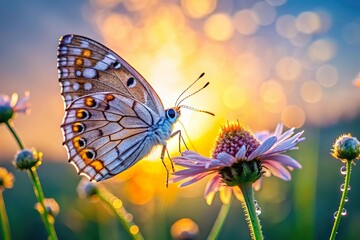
171,122,304,205
0,92,30,123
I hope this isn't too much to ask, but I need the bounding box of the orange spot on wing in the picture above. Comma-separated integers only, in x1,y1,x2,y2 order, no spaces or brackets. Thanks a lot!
105,94,115,102
90,160,104,171
85,97,96,107
82,49,92,57
75,58,83,66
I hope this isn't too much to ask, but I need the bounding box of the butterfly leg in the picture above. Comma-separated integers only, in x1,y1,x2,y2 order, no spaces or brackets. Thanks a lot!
160,144,170,187
171,130,189,156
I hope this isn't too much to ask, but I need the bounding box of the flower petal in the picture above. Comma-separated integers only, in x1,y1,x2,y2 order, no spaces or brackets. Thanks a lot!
216,152,236,166
263,161,291,181
204,174,222,205
219,187,232,204
268,131,304,154
248,136,277,159
179,172,212,187
252,178,262,191
263,154,302,169
233,187,244,201
235,145,247,159
273,123,283,137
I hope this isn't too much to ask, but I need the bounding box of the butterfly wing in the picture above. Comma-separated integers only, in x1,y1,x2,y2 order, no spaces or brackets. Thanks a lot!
57,34,164,115
61,93,160,181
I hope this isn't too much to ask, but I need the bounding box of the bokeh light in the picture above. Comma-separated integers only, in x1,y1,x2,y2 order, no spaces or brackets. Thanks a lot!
181,0,217,19
204,13,234,41
316,64,338,88
233,9,259,35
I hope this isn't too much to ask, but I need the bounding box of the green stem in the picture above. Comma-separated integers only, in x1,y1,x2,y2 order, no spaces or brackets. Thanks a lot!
28,168,57,240
96,188,144,240
329,160,352,240
0,191,11,240
5,121,24,149
239,183,263,240
207,199,232,240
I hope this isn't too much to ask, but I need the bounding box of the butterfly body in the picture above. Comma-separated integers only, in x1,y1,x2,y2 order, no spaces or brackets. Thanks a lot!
57,34,181,181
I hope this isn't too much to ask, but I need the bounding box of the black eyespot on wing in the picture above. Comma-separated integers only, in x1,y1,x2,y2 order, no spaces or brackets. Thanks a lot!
127,77,136,87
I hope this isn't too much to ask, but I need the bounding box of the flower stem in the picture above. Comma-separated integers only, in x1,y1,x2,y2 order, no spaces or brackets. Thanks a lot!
329,160,352,240
28,168,58,240
207,199,232,240
239,183,263,240
5,121,24,149
0,191,11,240
96,188,144,240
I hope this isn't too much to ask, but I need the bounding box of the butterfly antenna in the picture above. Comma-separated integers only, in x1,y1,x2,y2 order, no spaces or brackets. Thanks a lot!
175,72,205,106
177,81,210,107
178,105,215,116
178,120,197,151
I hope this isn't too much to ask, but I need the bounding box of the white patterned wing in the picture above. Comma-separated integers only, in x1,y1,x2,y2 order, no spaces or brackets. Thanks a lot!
61,93,160,181
57,34,164,116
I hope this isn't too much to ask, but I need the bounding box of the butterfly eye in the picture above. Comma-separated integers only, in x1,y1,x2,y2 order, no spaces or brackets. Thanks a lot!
166,108,177,121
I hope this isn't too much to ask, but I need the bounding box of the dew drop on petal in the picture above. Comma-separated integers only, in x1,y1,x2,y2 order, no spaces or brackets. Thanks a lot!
341,208,347,216
333,211,338,219
345,197,349,203
340,166,347,175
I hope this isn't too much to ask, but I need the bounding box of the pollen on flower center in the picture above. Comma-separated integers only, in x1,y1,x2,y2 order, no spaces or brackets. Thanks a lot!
211,121,260,159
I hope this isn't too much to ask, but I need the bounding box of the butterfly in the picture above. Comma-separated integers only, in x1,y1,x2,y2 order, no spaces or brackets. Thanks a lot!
57,35,212,182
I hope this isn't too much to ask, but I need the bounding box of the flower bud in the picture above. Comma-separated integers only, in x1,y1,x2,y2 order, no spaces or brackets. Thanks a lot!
332,134,360,161
14,148,42,170
0,167,15,190
0,104,13,123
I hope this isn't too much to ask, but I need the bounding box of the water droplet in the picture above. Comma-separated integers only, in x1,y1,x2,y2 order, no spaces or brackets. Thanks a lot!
340,184,351,192
333,211,338,219
341,208,347,216
340,166,347,175
345,197,349,202
255,206,262,216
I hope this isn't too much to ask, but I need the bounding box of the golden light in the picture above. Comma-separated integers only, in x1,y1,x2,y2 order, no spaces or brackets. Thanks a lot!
181,0,217,19
123,0,157,12
353,73,360,87
252,1,276,26
316,64,338,88
276,57,302,81
342,21,360,44
261,80,287,113
204,13,234,41
129,225,140,234
171,218,199,239
300,81,323,103
100,13,133,43
281,105,305,128
233,9,259,35
223,85,247,109
307,38,337,63
276,15,297,38
295,11,321,34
